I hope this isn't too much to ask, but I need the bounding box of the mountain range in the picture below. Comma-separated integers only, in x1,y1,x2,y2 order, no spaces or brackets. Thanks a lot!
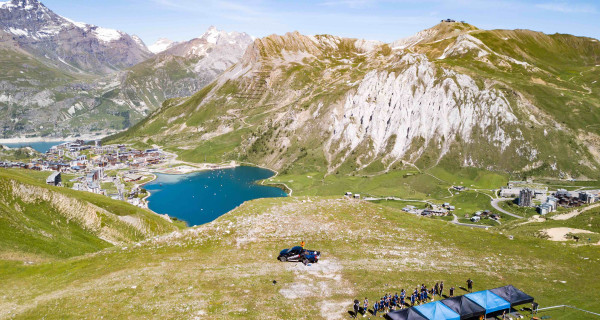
2,0,600,179
109,22,600,179
0,0,253,138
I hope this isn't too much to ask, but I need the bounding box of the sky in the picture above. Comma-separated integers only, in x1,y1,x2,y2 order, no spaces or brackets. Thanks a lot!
42,0,600,46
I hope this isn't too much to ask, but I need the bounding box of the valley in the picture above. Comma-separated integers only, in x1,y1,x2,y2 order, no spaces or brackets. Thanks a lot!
1,1,600,319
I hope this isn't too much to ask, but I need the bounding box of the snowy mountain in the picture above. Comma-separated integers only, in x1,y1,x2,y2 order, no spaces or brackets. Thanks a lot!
0,0,152,74
148,38,177,54
0,21,254,139
111,26,255,117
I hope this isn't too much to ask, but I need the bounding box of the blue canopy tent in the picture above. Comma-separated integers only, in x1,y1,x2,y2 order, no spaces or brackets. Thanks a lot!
414,301,461,320
465,290,510,315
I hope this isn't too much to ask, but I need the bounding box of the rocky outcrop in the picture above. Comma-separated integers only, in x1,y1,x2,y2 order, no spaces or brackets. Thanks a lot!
328,54,517,164
8,180,150,244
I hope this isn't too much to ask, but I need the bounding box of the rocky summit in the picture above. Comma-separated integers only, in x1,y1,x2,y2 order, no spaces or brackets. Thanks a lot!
0,0,151,74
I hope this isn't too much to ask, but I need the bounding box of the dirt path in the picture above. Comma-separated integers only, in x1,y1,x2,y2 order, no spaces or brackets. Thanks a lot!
551,203,600,221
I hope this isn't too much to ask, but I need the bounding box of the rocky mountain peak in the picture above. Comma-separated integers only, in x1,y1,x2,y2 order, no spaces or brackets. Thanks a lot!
2,0,44,10
392,21,478,49
163,26,253,58
0,0,151,74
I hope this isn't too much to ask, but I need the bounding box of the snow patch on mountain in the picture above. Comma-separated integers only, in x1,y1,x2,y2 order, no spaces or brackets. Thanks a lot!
7,26,27,36
149,38,176,54
62,16,87,29
329,54,517,165
93,27,122,43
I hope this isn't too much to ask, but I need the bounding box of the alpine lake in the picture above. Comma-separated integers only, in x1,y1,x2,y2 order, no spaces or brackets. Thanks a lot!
143,166,288,226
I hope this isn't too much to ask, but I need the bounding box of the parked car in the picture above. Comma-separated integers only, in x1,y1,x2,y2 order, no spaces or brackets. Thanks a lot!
278,246,321,265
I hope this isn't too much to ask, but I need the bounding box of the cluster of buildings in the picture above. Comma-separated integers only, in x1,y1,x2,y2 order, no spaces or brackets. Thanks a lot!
1,141,166,174
1,140,166,208
402,203,455,217
470,210,500,222
536,189,599,215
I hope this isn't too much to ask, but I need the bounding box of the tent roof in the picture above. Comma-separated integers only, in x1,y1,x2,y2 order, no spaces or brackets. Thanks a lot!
415,301,460,320
441,296,486,319
465,291,510,314
387,308,428,320
489,285,534,306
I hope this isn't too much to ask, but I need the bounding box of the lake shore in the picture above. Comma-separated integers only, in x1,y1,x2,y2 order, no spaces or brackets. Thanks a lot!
0,133,113,144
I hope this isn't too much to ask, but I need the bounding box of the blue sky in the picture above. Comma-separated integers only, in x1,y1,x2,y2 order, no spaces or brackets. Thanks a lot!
43,0,600,46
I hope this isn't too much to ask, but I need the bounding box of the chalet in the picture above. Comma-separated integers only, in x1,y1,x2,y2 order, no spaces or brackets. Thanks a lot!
86,169,101,185
402,205,417,213
537,203,553,215
422,209,447,216
579,191,597,204
46,171,61,186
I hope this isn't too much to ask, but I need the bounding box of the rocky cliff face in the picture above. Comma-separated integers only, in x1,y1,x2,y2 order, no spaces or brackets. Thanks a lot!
328,54,517,168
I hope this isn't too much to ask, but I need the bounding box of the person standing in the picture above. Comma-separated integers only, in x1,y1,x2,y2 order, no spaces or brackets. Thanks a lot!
450,286,455,297
373,301,378,316
353,300,360,318
532,301,539,315
467,278,473,292
363,298,368,317
440,281,444,296
434,282,439,298
400,289,406,309
410,292,416,306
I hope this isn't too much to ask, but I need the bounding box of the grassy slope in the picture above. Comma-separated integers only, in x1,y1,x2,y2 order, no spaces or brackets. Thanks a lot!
0,197,598,319
0,169,183,261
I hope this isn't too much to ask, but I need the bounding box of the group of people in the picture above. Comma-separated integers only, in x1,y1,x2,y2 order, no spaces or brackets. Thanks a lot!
352,279,474,318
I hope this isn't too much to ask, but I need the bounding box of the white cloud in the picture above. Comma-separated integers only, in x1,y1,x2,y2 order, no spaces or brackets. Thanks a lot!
536,2,596,14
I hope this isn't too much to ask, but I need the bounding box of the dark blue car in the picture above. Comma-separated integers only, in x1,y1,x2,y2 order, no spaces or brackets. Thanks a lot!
278,246,321,265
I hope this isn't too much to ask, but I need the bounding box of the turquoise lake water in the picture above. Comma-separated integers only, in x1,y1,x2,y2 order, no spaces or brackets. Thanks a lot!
2,141,67,153
144,166,287,226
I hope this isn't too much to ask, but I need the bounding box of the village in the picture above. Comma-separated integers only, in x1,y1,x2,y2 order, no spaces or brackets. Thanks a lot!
0,140,167,208
344,179,600,227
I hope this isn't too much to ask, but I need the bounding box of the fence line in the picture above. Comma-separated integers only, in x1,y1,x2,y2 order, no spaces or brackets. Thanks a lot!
537,305,600,317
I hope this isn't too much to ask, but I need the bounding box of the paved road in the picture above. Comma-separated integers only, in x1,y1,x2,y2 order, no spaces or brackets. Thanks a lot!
490,198,523,219
451,214,490,229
